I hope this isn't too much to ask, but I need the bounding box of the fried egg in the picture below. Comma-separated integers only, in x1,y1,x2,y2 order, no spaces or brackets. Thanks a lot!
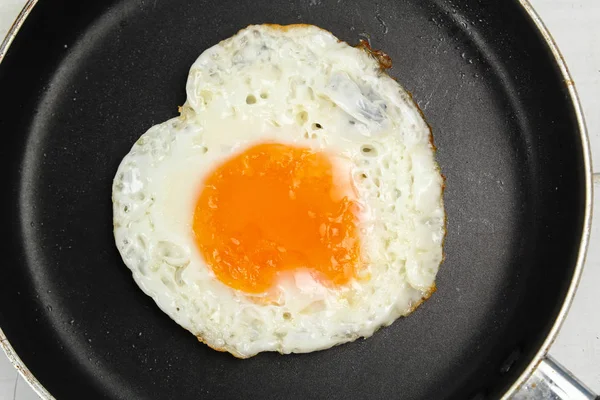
112,24,445,358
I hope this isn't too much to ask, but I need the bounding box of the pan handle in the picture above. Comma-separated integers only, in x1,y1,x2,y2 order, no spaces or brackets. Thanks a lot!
511,355,598,399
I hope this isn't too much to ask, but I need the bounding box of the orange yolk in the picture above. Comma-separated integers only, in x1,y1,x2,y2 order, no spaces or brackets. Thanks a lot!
193,142,362,294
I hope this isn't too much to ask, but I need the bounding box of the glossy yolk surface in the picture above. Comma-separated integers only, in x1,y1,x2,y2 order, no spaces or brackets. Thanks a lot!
193,142,361,294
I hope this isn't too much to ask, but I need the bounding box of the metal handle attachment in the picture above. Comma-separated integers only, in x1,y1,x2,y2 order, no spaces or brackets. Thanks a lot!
511,356,598,399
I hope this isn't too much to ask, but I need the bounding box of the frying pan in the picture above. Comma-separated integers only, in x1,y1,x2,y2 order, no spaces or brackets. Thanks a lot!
0,0,594,399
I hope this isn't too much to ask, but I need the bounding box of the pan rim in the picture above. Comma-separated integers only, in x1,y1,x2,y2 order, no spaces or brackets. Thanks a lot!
500,1,593,398
0,2,55,398
0,0,593,399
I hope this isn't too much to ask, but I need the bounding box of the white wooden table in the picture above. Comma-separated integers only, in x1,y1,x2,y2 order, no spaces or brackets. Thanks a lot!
1,0,598,398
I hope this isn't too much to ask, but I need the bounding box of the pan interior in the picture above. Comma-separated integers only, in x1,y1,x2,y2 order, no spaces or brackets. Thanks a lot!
0,0,586,399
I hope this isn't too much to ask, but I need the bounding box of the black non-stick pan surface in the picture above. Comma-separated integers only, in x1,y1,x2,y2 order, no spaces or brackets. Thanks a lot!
0,0,589,399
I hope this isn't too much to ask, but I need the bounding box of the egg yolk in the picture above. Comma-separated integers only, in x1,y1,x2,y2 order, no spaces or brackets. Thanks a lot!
193,142,361,294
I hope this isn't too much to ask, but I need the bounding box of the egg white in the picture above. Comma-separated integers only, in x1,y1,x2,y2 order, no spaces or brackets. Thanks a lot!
112,24,445,358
